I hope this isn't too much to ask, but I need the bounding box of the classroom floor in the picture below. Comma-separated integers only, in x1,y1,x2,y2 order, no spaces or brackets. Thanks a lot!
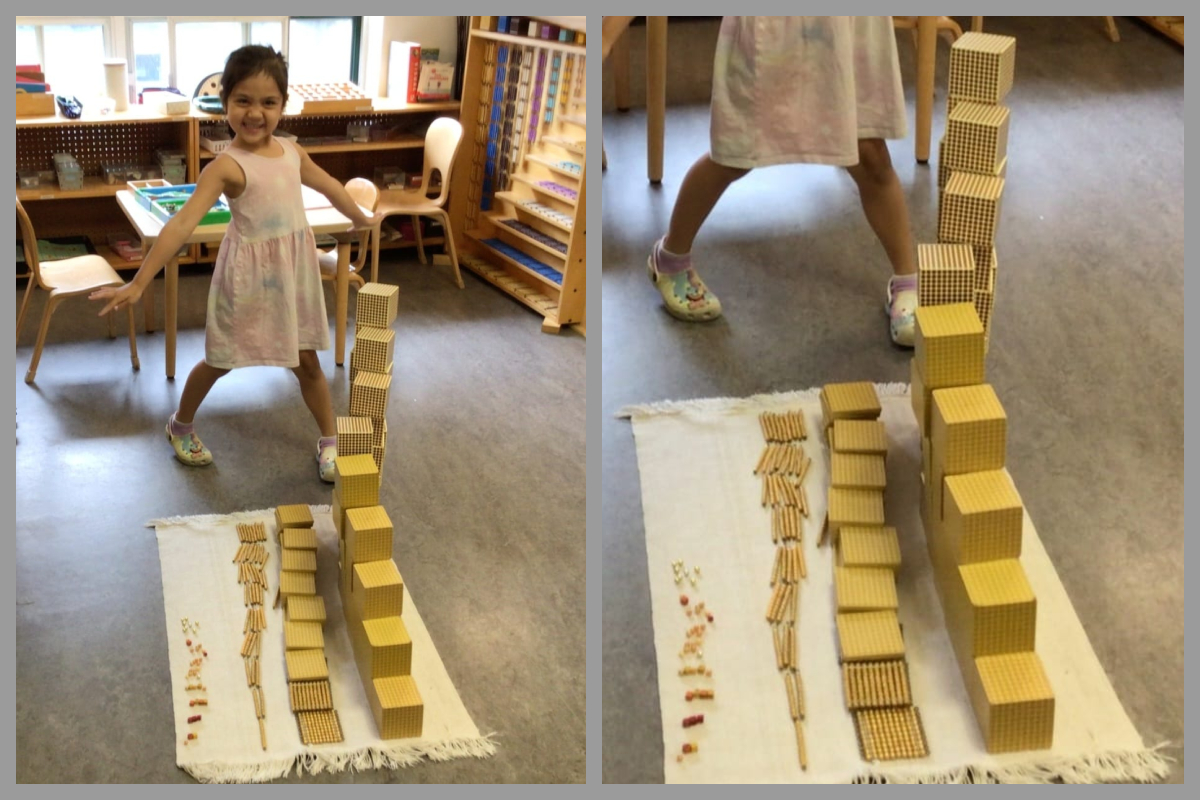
15,256,586,782
601,17,1183,783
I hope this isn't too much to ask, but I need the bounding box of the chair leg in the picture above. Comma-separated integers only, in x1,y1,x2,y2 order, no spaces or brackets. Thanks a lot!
16,282,36,342
939,16,963,44
126,304,140,371
25,294,59,384
1104,16,1120,42
438,210,464,289
370,225,381,284
413,215,427,265
972,16,983,32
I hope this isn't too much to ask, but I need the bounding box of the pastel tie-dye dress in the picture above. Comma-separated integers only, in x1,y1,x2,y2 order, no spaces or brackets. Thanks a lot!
205,137,329,369
710,16,907,169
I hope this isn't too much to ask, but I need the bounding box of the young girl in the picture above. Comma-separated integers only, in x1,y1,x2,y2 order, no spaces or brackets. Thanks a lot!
91,45,380,481
647,16,920,346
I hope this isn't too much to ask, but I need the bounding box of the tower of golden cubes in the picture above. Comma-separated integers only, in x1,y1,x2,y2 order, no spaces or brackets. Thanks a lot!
930,32,1017,350
819,382,930,763
331,453,424,740
345,282,400,485
273,504,343,744
913,302,1055,753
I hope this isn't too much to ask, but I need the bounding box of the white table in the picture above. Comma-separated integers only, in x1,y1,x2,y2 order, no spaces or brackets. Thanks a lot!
115,190,361,378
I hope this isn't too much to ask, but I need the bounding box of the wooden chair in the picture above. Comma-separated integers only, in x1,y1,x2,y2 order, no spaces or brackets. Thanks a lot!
374,117,465,288
893,16,964,46
16,196,139,383
318,177,379,288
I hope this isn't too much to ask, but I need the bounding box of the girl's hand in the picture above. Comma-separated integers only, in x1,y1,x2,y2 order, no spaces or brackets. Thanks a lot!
90,281,145,317
349,211,385,232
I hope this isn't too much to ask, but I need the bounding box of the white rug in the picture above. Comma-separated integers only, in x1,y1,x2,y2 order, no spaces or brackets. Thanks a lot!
621,385,1171,784
151,507,495,783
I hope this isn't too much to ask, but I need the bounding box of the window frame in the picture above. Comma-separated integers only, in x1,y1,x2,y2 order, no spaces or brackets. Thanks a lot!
16,17,114,82
121,16,362,91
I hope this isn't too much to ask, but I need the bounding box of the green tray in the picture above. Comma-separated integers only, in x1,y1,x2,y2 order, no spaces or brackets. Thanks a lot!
133,183,231,226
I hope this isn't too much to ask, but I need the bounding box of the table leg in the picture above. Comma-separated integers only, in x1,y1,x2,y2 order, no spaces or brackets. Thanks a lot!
915,16,937,164
143,274,157,333
612,30,631,111
165,257,178,379
646,16,667,184
335,242,350,366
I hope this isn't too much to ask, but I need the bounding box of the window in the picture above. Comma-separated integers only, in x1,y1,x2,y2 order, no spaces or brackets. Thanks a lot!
15,20,108,99
123,17,358,98
287,17,358,84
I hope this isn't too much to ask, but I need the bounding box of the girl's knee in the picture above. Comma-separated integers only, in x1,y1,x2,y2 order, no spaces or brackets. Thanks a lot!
294,351,322,379
704,154,751,183
849,139,895,183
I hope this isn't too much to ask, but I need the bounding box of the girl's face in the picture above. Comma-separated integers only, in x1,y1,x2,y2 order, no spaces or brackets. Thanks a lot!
226,72,284,150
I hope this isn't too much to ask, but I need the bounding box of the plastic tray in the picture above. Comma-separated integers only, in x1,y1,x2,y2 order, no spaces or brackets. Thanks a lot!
131,181,231,226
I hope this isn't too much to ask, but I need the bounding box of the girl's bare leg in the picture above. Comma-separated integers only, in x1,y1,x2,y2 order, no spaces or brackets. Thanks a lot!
846,139,918,346
651,154,749,322
664,154,750,255
176,361,230,424
291,350,336,438
845,139,916,276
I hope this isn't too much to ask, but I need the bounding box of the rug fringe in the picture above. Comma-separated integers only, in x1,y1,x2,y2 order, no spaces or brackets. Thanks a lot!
180,733,499,784
148,504,333,529
850,743,1174,784
616,382,910,419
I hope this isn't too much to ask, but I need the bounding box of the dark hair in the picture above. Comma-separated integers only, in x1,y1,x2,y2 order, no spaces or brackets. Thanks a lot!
219,45,289,108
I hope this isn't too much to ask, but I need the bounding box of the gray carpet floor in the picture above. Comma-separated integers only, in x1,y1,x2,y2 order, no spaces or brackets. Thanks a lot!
601,17,1183,783
15,256,586,782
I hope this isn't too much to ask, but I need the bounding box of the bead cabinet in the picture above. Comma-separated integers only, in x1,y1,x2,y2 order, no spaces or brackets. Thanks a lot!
450,16,587,334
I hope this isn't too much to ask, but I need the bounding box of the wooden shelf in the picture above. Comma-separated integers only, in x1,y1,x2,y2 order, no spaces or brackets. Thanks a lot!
18,177,128,201
494,191,574,233
479,214,568,262
527,16,585,32
91,242,196,271
467,232,564,293
470,29,586,56
17,107,191,128
459,254,562,327
511,174,578,207
452,15,585,334
542,136,586,156
200,136,425,159
523,153,583,180
191,99,459,121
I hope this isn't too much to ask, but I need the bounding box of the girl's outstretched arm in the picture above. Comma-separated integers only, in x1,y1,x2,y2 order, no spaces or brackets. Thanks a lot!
296,145,381,231
90,158,237,316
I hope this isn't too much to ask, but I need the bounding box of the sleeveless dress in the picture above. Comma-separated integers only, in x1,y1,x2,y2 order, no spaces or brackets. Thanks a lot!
205,137,329,369
710,16,907,169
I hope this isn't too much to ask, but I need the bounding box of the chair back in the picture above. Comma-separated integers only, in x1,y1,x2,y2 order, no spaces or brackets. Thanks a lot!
420,117,463,208
346,177,379,212
16,196,44,289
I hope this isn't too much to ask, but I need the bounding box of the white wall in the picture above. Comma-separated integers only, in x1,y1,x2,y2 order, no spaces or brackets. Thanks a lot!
361,16,458,98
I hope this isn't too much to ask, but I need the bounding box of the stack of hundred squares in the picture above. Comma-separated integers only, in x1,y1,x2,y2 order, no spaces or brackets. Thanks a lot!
331,281,423,739
925,31,1017,350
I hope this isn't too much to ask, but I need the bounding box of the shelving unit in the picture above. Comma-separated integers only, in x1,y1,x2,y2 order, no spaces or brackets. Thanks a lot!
16,110,197,274
450,15,587,335
15,98,461,275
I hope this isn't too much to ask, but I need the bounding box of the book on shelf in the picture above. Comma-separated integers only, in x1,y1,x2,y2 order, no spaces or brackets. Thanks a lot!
388,41,422,103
